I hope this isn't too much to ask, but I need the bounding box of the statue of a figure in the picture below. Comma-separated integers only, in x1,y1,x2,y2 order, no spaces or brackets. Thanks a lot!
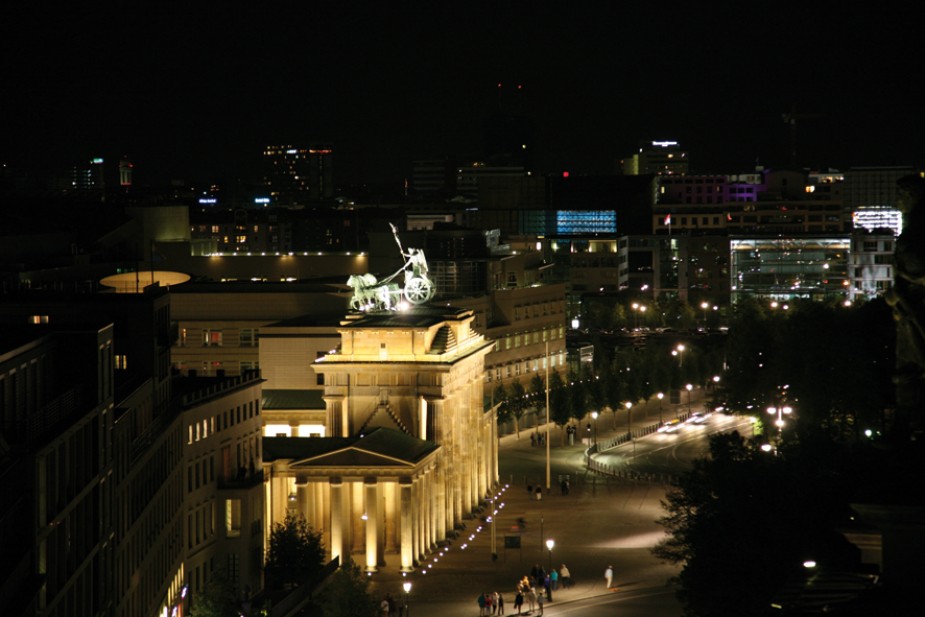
886,174,925,437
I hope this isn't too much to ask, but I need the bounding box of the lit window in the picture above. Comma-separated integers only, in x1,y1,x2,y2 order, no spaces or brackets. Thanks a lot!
203,330,223,346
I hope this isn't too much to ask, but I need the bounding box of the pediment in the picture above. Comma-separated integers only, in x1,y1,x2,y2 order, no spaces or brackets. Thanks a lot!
291,446,416,469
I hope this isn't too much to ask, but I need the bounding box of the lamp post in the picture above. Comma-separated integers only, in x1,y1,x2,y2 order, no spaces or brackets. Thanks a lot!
656,392,664,426
685,383,693,416
631,302,648,330
403,581,412,617
700,301,709,326
591,411,598,446
546,538,555,570
767,404,793,445
625,401,634,457
545,342,551,491
674,343,685,367
546,538,555,598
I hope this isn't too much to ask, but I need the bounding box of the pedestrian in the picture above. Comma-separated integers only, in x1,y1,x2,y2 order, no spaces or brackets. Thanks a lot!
530,432,536,446
604,565,613,590
526,586,537,613
550,568,558,591
387,593,396,617
559,564,571,588
544,574,552,602
537,590,545,616
513,589,523,615
497,592,505,615
492,591,499,615
485,592,493,615
478,592,487,616
380,596,390,617
535,486,542,501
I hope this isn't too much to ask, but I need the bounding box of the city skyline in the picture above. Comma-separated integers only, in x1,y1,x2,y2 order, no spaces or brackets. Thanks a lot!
2,4,921,189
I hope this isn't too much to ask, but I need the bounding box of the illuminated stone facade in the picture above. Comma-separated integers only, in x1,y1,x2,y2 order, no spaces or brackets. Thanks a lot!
262,306,496,571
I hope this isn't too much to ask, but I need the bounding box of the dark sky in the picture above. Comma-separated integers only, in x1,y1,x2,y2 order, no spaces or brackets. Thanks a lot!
2,3,921,188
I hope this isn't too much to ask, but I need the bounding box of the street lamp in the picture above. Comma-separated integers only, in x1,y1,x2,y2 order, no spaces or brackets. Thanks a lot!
685,383,693,416
700,301,709,325
625,401,634,457
591,411,599,446
403,581,412,617
767,404,793,445
672,343,686,368
546,538,555,572
656,392,664,426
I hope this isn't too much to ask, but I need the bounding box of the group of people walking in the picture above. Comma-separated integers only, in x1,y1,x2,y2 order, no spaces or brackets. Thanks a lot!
507,564,572,615
478,590,504,616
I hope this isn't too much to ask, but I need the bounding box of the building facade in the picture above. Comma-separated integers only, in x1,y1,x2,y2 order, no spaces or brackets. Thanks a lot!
263,306,497,572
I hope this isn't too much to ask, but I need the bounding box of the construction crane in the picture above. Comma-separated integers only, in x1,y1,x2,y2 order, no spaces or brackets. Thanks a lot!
782,104,824,169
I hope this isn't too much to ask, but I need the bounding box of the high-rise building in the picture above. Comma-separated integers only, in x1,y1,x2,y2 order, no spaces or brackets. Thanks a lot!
262,144,334,203
118,156,133,187
622,141,689,176
71,156,106,191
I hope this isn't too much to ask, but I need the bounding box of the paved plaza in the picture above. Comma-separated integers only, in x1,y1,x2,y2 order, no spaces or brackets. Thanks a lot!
367,401,686,617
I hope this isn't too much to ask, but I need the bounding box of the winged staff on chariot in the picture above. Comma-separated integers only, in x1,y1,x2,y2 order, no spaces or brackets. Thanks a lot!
346,223,436,311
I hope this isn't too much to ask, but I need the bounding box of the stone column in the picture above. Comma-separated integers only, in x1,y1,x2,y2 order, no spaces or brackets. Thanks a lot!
399,477,414,572
330,477,344,564
364,478,379,572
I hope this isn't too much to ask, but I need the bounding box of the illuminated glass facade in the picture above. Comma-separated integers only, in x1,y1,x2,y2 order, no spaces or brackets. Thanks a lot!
853,207,902,236
730,236,851,302
555,210,616,234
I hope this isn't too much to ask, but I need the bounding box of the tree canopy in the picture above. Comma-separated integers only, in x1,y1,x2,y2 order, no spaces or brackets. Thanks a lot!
653,431,868,617
318,557,378,617
265,512,325,590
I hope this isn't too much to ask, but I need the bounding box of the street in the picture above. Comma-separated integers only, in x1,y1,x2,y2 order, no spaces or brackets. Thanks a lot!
367,392,729,617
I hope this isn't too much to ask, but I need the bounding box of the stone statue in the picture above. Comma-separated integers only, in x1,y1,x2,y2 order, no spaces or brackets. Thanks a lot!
886,174,925,437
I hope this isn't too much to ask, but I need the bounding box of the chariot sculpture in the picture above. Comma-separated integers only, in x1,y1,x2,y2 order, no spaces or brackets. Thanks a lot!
347,223,435,311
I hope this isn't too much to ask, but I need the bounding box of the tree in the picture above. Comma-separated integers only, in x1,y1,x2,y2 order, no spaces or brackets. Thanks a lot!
508,379,528,438
653,432,862,617
493,382,511,432
549,370,571,428
190,565,239,617
265,512,325,590
318,557,378,617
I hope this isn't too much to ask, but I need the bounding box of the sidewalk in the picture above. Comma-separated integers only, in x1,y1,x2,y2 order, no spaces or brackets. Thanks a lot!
367,397,689,616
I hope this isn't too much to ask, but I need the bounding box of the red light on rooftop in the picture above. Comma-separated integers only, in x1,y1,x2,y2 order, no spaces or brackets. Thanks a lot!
562,171,569,178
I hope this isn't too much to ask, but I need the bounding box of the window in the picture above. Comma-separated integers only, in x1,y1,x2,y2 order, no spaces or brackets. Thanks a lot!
225,500,242,537
29,315,49,324
315,352,326,385
239,329,257,347
114,355,128,370
203,330,223,346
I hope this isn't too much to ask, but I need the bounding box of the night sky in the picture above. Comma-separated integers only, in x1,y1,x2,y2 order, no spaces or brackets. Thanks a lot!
2,3,921,189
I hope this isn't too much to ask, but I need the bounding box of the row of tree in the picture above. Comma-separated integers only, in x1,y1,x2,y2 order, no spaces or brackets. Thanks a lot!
653,296,905,616
495,295,896,446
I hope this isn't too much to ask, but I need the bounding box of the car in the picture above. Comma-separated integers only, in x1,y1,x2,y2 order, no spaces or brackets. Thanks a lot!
659,418,682,433
687,412,708,424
